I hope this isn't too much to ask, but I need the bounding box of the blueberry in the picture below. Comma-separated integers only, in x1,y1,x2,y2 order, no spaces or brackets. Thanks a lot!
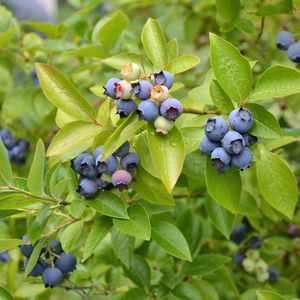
241,133,257,147
160,98,183,121
268,268,279,283
76,178,98,198
96,155,119,175
153,71,174,89
130,80,152,100
199,136,222,157
248,236,263,250
19,235,34,258
113,141,130,157
94,173,114,190
103,78,121,99
211,147,231,169
257,271,269,282
116,98,138,118
228,108,254,134
0,250,10,263
231,224,247,244
136,100,159,122
54,252,77,274
0,129,17,150
223,131,245,155
111,170,132,192
204,117,228,141
245,249,260,260
42,267,63,288
114,80,132,99
23,258,48,277
45,240,63,258
150,83,169,102
31,68,40,86
120,63,140,81
287,43,300,63
255,260,268,275
92,145,104,162
10,146,27,166
242,258,255,272
154,116,174,135
80,156,99,178
230,147,253,171
17,139,30,152
289,224,300,237
214,163,231,174
276,31,295,50
71,153,90,174
120,152,140,172
233,249,246,265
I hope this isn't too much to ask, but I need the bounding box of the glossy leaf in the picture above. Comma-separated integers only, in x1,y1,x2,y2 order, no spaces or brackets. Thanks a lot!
167,38,178,61
0,286,14,300
182,150,206,179
124,288,149,300
65,45,109,59
235,19,255,35
216,0,241,22
180,127,205,154
171,283,202,300
28,211,52,244
265,137,298,151
0,138,12,186
0,239,26,253
190,280,220,300
61,220,83,253
173,55,200,74
256,291,287,300
45,161,61,198
239,191,261,217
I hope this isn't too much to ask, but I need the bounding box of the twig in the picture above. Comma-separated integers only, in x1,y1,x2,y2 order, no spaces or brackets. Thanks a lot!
23,281,102,290
40,219,76,238
182,108,220,115
254,17,265,45
66,278,87,300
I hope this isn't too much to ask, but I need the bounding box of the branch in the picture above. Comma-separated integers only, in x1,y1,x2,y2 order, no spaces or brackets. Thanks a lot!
254,17,265,45
183,108,220,115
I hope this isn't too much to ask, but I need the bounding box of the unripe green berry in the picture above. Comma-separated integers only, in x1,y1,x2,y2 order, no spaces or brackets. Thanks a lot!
120,63,141,81
154,116,174,135
242,258,255,272
245,249,260,260
255,260,268,275
257,271,270,282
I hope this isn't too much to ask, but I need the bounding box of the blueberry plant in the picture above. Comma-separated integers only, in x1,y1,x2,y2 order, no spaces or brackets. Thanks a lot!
0,1,300,300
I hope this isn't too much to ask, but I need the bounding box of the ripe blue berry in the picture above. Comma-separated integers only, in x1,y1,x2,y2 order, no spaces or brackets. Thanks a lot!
130,80,152,100
120,152,140,172
18,139,30,152
120,63,141,81
268,268,279,283
92,145,104,162
10,146,27,166
45,240,63,258
228,108,254,134
287,43,300,62
55,252,77,274
0,250,10,263
76,178,98,198
113,141,130,157
96,155,119,175
223,131,245,155
289,224,300,237
114,80,132,99
116,98,138,118
103,78,120,99
23,258,48,277
111,170,132,192
160,98,183,121
153,71,174,89
199,136,222,157
233,249,246,265
0,129,17,149
136,100,159,122
248,235,263,250
211,147,231,169
94,173,114,190
276,31,295,50
231,147,253,170
42,267,63,288
71,153,90,174
19,235,34,258
231,224,247,244
242,133,257,147
214,163,231,174
80,156,99,178
204,117,228,141
150,83,169,102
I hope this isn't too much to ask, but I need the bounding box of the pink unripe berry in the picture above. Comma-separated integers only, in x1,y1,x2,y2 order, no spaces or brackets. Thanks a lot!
111,170,132,192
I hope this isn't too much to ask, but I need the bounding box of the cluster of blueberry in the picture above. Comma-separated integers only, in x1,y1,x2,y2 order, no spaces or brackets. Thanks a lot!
231,225,279,283
276,31,300,63
199,108,257,174
103,63,183,135
72,141,140,198
20,235,77,288
0,129,29,166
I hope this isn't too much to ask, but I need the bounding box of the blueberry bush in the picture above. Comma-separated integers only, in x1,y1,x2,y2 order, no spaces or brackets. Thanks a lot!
0,0,300,299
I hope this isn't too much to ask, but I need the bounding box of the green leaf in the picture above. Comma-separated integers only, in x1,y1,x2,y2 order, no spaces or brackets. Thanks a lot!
210,80,235,114
256,150,297,219
12,177,29,191
182,151,206,179
0,286,14,300
265,137,298,151
36,63,96,122
256,5,288,16
151,220,192,261
142,18,168,69
102,52,153,74
0,138,12,186
0,210,22,220
244,103,282,139
54,178,70,199
85,190,129,219
111,228,135,269
135,199,173,215
122,255,150,291
28,211,52,244
68,200,86,219
256,291,287,300
0,239,26,253
182,254,231,276
64,45,109,59
0,27,17,47
190,280,220,300
147,123,185,193
210,33,252,102
235,19,255,35
27,22,58,38
113,204,151,240
205,193,235,239
251,65,300,101
125,288,149,300
38,203,52,226
47,121,102,157
216,0,241,22
133,166,174,205
98,11,129,53
171,283,202,300
28,40,77,52
82,216,113,262
167,38,178,61
180,127,206,154
55,109,77,128
45,161,61,198
205,157,242,214
27,139,45,197
0,196,43,210
173,55,200,74
60,220,83,253
239,191,261,217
